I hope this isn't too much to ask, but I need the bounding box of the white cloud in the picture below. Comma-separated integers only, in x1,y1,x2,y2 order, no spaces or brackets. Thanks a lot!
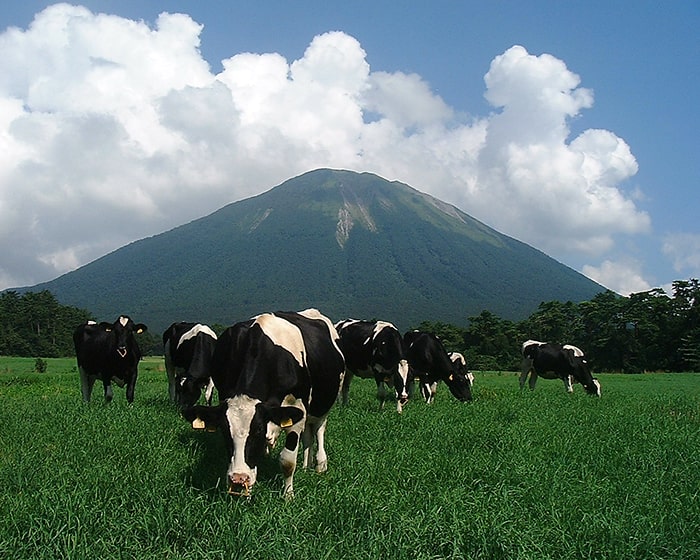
0,7,652,291
583,259,652,296
662,233,700,275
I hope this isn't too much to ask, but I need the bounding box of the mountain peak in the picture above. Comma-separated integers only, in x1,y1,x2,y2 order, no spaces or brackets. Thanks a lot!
29,169,604,332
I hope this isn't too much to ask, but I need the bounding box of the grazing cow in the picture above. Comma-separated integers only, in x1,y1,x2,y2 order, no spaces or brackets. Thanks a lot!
404,331,472,403
73,316,148,403
182,309,344,498
520,340,601,396
334,319,411,412
163,322,218,408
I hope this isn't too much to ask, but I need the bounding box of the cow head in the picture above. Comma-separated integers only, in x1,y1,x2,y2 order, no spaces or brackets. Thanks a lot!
176,376,208,408
449,352,474,385
102,316,147,359
183,396,305,497
445,370,473,402
576,364,601,397
565,347,601,397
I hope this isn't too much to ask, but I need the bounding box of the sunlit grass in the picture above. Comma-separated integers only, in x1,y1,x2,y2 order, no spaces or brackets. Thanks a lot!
0,360,698,559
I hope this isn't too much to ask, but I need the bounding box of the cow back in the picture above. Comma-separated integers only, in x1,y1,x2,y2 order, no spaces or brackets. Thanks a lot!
275,310,345,417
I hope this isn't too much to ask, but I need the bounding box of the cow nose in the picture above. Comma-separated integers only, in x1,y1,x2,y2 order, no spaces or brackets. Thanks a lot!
228,473,252,497
117,346,128,358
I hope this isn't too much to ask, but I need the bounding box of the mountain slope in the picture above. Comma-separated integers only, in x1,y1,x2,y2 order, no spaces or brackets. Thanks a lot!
27,169,604,332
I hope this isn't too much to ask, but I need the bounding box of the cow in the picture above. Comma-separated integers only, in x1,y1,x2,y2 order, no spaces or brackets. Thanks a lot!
334,319,411,413
404,330,472,403
520,340,601,396
182,309,344,499
163,322,218,408
73,316,148,404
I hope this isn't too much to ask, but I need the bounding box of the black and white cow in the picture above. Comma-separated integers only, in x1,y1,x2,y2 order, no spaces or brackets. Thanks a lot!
182,309,344,498
334,319,410,412
520,340,601,396
404,331,472,403
163,322,218,408
73,316,148,403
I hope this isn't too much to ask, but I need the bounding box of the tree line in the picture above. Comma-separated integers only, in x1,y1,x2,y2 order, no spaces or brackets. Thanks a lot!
2,280,699,372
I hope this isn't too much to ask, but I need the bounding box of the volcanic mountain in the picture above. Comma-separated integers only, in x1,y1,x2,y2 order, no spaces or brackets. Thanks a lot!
28,169,604,332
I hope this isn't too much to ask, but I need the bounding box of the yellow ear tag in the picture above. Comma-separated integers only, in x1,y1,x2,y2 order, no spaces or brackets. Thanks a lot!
280,418,293,428
449,374,454,381
192,417,206,430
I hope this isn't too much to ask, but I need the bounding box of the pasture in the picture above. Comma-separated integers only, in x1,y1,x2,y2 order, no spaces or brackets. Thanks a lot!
1,356,698,559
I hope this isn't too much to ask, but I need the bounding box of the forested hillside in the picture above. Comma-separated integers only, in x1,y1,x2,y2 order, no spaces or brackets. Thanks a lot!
4,279,700,373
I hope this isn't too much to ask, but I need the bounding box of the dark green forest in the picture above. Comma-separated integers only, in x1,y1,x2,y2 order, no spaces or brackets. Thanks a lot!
2,280,700,372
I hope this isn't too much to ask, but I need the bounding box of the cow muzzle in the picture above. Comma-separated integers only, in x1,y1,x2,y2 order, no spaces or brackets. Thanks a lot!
228,473,253,498
117,347,128,358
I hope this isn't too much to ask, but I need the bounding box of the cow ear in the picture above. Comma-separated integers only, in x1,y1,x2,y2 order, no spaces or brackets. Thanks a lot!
267,406,305,429
182,403,225,431
134,324,148,334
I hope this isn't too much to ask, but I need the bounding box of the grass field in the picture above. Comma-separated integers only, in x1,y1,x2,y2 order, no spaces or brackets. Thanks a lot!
1,356,699,559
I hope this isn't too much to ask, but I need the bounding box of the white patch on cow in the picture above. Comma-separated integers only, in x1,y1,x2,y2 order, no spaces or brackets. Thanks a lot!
372,321,398,340
177,323,217,348
87,320,96,325
255,314,306,368
449,352,466,366
563,344,585,357
299,308,343,356
522,339,546,353
593,378,602,396
225,394,261,487
334,318,359,332
119,316,129,327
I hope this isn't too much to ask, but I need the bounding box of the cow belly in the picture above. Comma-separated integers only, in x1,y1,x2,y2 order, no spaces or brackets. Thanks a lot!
536,369,563,380
349,366,377,380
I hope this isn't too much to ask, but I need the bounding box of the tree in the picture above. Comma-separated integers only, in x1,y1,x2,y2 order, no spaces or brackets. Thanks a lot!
464,310,520,371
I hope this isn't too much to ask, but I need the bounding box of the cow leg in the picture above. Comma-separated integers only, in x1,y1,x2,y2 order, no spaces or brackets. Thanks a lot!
102,378,114,403
519,359,532,391
421,380,437,404
79,367,95,402
420,380,431,403
302,415,329,473
563,375,574,393
339,371,354,405
125,374,137,404
528,371,538,391
375,379,388,410
280,425,303,499
428,382,438,404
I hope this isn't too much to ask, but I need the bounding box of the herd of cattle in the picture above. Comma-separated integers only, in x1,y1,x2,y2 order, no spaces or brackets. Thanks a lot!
73,311,601,498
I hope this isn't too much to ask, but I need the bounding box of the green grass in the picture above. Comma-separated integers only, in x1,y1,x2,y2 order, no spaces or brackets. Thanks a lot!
1,359,699,559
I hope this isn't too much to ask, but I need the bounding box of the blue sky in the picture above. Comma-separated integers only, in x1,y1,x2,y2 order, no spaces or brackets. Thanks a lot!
0,1,698,297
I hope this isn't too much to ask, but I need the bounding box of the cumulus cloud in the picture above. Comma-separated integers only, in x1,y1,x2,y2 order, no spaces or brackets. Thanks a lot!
663,234,700,276
0,5,652,291
583,259,652,297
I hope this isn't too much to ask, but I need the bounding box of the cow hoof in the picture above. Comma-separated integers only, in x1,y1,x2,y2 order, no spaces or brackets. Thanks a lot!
316,461,328,474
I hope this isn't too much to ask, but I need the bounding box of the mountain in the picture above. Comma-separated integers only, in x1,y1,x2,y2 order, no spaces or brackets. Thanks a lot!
25,169,605,333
